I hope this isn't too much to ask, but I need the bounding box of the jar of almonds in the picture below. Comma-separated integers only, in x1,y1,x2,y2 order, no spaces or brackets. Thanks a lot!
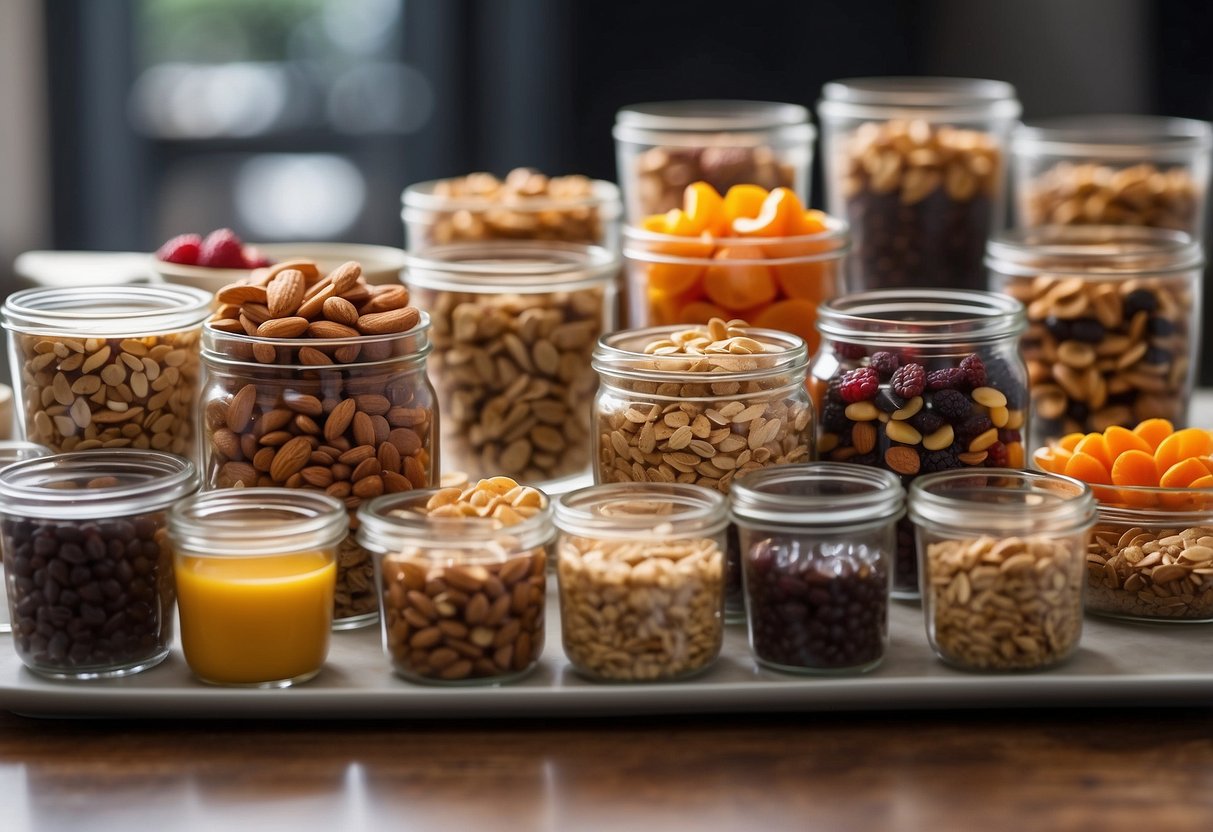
200,259,437,629
405,242,618,489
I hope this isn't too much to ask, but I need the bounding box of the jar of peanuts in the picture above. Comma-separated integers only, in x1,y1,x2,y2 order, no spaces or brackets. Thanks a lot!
987,226,1202,451
818,77,1021,292
554,482,729,681
592,318,813,620
908,469,1095,672
356,477,552,685
810,288,1029,598
199,259,438,630
405,242,618,490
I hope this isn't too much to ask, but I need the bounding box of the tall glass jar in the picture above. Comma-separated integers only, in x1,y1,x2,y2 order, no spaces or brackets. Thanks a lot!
2,284,211,459
0,441,51,633
200,316,437,629
0,449,198,679
818,77,1021,291
405,242,618,490
732,463,903,674
987,226,1202,451
613,100,815,221
810,288,1028,597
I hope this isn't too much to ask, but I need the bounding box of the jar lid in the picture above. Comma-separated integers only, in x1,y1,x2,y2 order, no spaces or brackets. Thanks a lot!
169,488,348,556
815,288,1026,347
1014,115,1213,160
356,489,555,556
819,77,1021,121
593,325,807,388
2,284,212,337
730,463,905,528
908,468,1095,535
614,100,812,140
0,450,198,520
555,483,728,540
986,226,1204,277
403,241,619,294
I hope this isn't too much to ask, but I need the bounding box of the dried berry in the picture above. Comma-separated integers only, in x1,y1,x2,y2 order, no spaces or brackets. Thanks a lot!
821,399,848,432
985,440,1009,467
838,367,880,403
909,409,945,435
998,428,1022,444
835,342,868,361
959,354,986,388
926,367,967,391
983,357,1024,407
930,389,972,422
920,445,961,473
955,414,994,445
869,351,900,379
890,363,926,398
1069,318,1105,343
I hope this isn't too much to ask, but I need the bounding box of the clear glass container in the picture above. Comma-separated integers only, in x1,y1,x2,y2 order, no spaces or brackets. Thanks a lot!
1012,115,1213,240
613,100,815,221
818,77,1021,291
405,242,618,490
554,482,728,681
0,449,198,679
168,488,347,687
592,324,813,619
200,315,437,629
0,441,52,633
988,226,1202,451
908,468,1095,671
810,288,1029,597
356,488,552,685
2,284,212,459
732,463,902,674
621,215,850,351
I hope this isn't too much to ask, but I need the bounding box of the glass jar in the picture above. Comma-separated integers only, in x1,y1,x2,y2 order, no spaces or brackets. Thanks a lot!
621,215,850,351
356,488,552,685
0,441,52,633
200,315,437,629
554,482,728,681
613,100,815,221
731,463,902,674
909,469,1095,671
0,449,198,679
818,77,1021,291
2,284,212,458
593,324,814,619
988,226,1202,451
811,288,1029,597
168,488,347,687
405,242,618,490
1012,115,1213,241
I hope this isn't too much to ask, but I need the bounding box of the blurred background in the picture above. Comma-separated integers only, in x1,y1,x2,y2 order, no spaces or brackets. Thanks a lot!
1,0,1211,379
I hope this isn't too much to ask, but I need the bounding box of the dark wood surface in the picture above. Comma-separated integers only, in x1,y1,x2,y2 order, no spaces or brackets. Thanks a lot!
2,707,1212,831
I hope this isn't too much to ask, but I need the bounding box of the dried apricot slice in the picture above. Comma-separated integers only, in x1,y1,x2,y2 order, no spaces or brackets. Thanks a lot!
752,299,818,346
1191,474,1213,489
668,299,727,326
702,246,776,310
1132,418,1174,451
1159,457,1212,489
722,184,769,223
1064,451,1112,485
1110,449,1158,487
786,208,828,236
1074,433,1113,471
683,181,728,236
1154,428,1213,473
1033,447,1070,475
731,188,799,237
1058,433,1086,452
1104,425,1153,460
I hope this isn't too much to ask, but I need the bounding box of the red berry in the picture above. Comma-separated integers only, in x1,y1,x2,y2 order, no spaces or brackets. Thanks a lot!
890,363,925,398
985,440,1009,467
834,342,868,361
198,228,248,269
926,367,967,391
838,367,880,403
959,354,987,388
869,351,900,378
241,246,273,268
155,233,202,265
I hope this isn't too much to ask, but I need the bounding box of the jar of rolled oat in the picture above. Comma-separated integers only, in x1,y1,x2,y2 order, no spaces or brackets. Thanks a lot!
818,77,1021,291
554,482,729,681
405,242,617,490
987,226,1202,451
592,318,813,620
908,468,1095,671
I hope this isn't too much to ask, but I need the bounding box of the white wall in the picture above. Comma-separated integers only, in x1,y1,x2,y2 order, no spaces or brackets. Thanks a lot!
0,0,49,273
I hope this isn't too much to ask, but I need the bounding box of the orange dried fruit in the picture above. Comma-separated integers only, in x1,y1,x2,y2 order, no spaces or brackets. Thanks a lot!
1073,433,1112,471
1154,428,1213,473
786,208,828,236
669,299,728,326
722,184,769,223
752,299,817,346
702,246,776,310
1058,433,1086,452
683,181,728,236
731,188,795,237
1064,451,1112,485
1132,418,1174,451
1190,474,1213,489
1110,449,1158,488
1104,425,1153,460
1159,457,1212,489
647,262,705,296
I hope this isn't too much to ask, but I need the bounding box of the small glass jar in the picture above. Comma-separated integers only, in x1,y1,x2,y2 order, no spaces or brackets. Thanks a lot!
0,449,198,679
732,463,902,674
554,482,728,681
621,216,850,351
613,100,815,221
200,315,437,629
2,284,212,458
1012,115,1213,241
405,242,618,490
356,488,552,685
0,441,52,634
168,488,347,687
908,469,1095,672
818,77,1021,291
811,288,1029,597
988,226,1202,451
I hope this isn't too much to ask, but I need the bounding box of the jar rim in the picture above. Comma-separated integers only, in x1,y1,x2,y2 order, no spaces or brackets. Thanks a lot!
1014,115,1213,160
0,441,52,466
356,488,555,554
613,99,812,140
730,463,905,528
401,177,621,215
815,288,1026,346
593,325,808,386
986,225,1204,277
819,77,1021,121
201,311,432,368
403,241,620,292
908,468,1096,534
169,488,348,556
622,218,851,266
554,482,728,539
2,284,213,337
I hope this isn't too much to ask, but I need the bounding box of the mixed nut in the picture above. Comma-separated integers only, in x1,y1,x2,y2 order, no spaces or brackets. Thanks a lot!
1086,523,1213,621
1021,162,1202,234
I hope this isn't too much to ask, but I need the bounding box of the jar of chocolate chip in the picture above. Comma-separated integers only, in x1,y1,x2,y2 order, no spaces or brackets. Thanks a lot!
0,449,198,679
810,288,1029,597
731,463,902,674
987,225,1202,451
0,441,52,634
613,100,814,221
818,77,1021,291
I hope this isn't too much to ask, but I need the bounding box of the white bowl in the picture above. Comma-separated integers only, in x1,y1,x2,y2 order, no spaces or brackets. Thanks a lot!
149,242,408,294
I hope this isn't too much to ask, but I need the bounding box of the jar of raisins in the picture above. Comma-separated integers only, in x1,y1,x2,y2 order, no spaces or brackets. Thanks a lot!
810,288,1028,597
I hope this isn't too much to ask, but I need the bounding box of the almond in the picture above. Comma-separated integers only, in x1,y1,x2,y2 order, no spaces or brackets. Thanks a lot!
852,421,876,455
298,346,333,365
259,258,321,286
307,320,360,339
359,285,410,315
208,317,244,334
356,307,420,335
226,384,257,433
383,470,415,492
216,284,268,305
884,445,921,476
322,296,359,326
267,269,306,317
240,302,273,325
326,261,363,295
297,283,338,319
269,435,313,482
256,316,310,339
324,398,357,442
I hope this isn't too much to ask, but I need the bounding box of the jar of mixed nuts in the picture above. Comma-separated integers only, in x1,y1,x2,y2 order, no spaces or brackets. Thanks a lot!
810,288,1028,597
987,226,1202,451
818,77,1021,291
0,440,51,634
731,463,902,674
908,469,1095,672
0,449,198,679
554,482,728,681
592,318,814,619
405,242,618,489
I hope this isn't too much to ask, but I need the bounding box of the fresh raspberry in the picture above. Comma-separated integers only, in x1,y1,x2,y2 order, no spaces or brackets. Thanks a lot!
889,363,925,398
838,367,880,403
868,351,900,379
834,342,868,361
920,446,961,473
985,441,1009,467
955,414,994,446
198,228,248,269
930,389,972,422
926,367,967,391
241,246,273,268
959,354,986,388
155,233,202,265
909,409,945,435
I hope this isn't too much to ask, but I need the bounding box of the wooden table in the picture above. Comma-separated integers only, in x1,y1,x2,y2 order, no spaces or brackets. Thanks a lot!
2,707,1212,830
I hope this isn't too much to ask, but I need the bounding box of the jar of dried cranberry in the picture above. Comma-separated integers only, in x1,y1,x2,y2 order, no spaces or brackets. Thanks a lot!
810,288,1028,597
